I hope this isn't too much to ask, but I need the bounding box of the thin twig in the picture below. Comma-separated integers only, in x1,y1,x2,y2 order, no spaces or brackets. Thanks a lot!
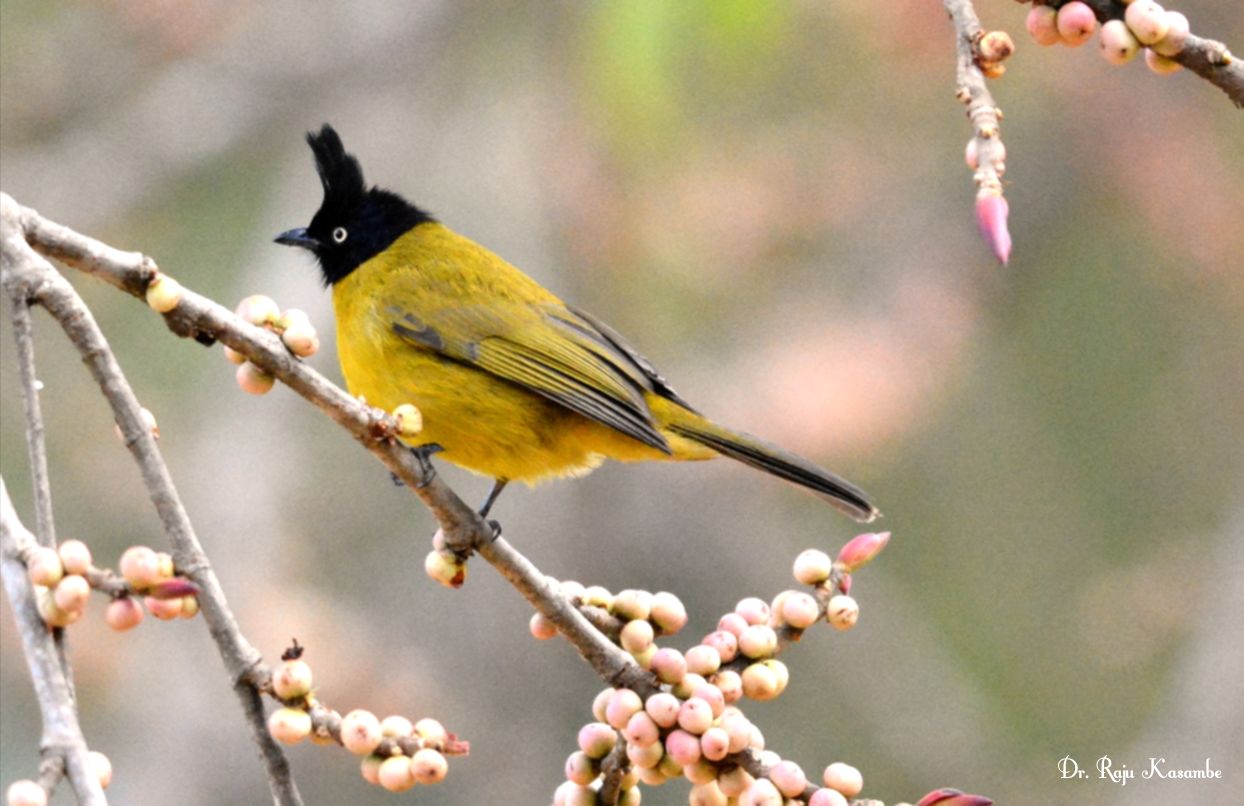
4,297,56,548
0,479,107,805
944,0,1007,196
0,195,304,806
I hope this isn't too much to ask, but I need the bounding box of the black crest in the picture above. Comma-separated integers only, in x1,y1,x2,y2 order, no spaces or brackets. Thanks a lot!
281,124,433,286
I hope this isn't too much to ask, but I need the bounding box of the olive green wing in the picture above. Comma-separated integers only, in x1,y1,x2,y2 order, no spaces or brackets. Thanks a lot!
388,301,672,454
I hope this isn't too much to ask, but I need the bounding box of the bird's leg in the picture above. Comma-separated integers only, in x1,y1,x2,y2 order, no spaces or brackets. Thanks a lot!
389,443,445,488
478,478,508,539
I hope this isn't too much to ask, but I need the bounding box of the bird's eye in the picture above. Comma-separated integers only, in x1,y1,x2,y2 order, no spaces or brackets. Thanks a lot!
332,226,348,244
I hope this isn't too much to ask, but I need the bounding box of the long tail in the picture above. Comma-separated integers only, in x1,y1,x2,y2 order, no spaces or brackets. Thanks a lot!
666,417,880,523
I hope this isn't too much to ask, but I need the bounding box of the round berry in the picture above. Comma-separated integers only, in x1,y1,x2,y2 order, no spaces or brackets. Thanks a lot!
1056,1,1097,47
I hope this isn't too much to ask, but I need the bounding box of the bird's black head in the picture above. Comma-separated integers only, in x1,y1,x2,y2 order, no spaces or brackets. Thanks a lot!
275,124,433,286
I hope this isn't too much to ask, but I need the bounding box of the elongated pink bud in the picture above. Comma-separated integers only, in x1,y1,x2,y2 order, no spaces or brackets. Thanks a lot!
146,578,200,599
917,788,994,806
836,531,891,572
975,191,1012,265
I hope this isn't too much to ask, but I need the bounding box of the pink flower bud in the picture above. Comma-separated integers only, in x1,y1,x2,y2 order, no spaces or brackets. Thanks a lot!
267,707,312,744
793,548,833,585
1056,2,1097,47
823,762,863,796
57,540,92,575
1025,5,1060,46
578,722,618,758
377,755,415,792
146,578,199,599
975,191,1012,265
340,709,383,755
1125,1,1169,45
105,597,144,631
837,531,891,572
917,789,994,806
26,546,64,587
1151,11,1189,56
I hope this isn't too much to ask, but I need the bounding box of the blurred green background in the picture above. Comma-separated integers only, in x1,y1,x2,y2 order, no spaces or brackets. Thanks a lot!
2,2,1241,804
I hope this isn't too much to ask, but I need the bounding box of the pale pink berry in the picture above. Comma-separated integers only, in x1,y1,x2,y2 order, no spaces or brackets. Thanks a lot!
623,710,660,747
626,738,663,768
1145,48,1182,74
735,597,770,626
781,591,820,629
618,786,641,806
1125,1,1169,45
591,687,613,722
682,759,716,785
565,751,598,785
763,659,790,696
5,780,47,806
145,273,184,313
698,726,729,761
738,624,778,659
975,191,1012,265
1151,11,1189,56
619,619,655,653
691,681,726,718
720,710,753,753
105,597,144,631
424,549,467,588
644,692,681,728
578,722,618,758
235,362,275,395
793,548,833,585
87,751,112,789
712,669,744,703
964,139,980,171
272,659,314,700
1056,2,1097,47
53,575,91,613
559,579,587,600
340,709,383,755
267,707,312,744
636,766,668,786
530,612,557,640
827,594,860,630
684,644,721,676
767,760,807,797
1025,5,1060,46
916,789,994,806
650,591,687,633
581,585,613,609
414,717,447,747
690,781,728,806
281,323,319,358
718,765,755,798
553,781,590,806
823,762,864,797
143,595,183,620
717,612,748,637
605,688,643,730
671,672,707,700
664,728,703,766
611,588,653,621
36,588,79,627
702,629,738,662
359,755,383,785
741,778,782,806
119,545,162,590
677,697,714,735
223,346,247,365
1099,19,1141,64
837,531,891,572
809,789,850,806
26,546,64,587
377,755,414,792
56,540,92,575
742,662,780,701
380,715,413,738
235,294,280,326
650,647,687,684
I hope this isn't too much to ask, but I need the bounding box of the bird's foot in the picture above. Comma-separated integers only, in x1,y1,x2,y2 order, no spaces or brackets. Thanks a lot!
486,519,502,541
409,443,444,488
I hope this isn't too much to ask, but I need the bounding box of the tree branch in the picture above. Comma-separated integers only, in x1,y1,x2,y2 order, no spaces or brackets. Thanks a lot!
0,480,107,805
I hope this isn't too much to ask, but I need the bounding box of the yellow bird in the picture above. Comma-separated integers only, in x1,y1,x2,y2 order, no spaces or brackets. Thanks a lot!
277,125,879,524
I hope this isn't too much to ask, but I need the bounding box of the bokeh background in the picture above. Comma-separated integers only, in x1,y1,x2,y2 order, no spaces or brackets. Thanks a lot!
2,2,1242,804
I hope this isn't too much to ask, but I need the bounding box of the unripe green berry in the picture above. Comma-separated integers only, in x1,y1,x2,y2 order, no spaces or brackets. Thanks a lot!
145,273,183,313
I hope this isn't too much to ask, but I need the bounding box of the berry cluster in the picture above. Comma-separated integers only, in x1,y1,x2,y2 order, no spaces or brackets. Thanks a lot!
5,753,111,806
264,647,468,794
225,295,320,395
23,541,200,630
551,533,890,804
1027,1,1190,73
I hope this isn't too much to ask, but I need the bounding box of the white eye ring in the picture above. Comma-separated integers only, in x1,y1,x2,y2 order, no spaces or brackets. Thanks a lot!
332,226,348,244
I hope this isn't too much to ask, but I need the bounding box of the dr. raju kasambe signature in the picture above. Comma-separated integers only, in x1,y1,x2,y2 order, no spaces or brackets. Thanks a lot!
1058,755,1223,786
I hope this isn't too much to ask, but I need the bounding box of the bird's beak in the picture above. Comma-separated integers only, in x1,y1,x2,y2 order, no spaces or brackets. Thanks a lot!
274,227,320,250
